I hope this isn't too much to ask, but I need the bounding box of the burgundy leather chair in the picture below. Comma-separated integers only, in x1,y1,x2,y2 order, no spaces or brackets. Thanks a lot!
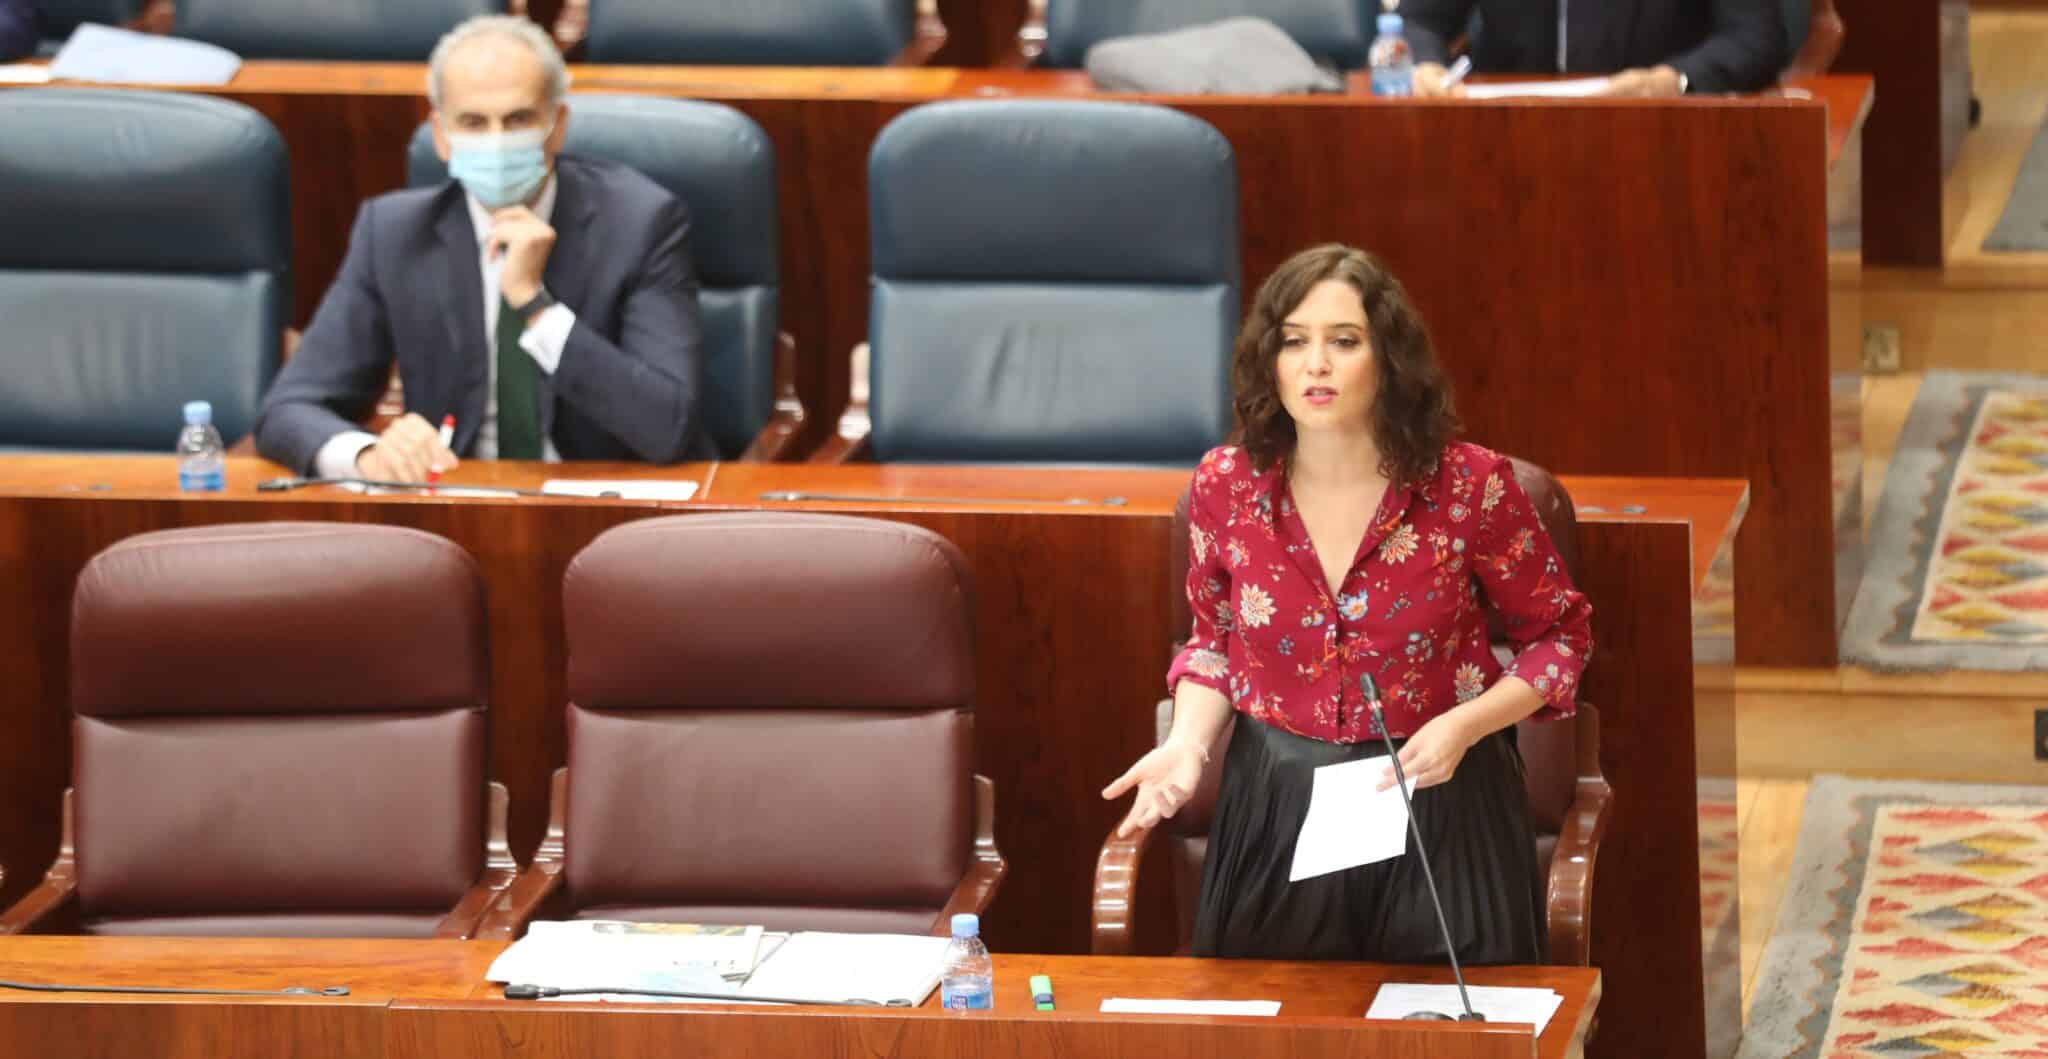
0,523,514,938
1091,458,1613,965
1783,0,1846,81
483,512,1005,938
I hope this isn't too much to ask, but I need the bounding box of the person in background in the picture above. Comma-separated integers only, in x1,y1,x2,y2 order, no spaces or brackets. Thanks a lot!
1401,0,1787,97
1102,244,1593,964
0,0,39,62
255,14,713,482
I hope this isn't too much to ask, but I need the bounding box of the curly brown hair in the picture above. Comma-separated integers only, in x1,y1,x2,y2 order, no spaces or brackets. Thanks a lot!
1231,244,1460,484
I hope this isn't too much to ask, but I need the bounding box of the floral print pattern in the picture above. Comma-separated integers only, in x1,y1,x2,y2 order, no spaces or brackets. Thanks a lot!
1166,442,1594,742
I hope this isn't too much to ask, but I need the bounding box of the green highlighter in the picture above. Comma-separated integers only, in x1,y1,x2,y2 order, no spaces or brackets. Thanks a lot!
1030,974,1055,1011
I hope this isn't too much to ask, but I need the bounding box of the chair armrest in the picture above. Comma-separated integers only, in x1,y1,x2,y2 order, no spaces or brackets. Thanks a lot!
550,0,589,57
807,431,872,464
435,781,521,940
127,0,174,35
1090,821,1159,956
478,768,569,940
932,775,1007,934
0,789,80,935
1545,703,1612,967
738,410,808,463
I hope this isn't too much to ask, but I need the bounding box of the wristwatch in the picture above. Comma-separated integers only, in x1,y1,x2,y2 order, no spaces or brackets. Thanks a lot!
510,287,557,325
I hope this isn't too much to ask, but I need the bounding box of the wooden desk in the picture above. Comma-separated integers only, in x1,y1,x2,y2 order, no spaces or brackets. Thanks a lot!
0,936,1598,1059
1833,0,1944,265
0,456,1719,1058
6,63,1845,667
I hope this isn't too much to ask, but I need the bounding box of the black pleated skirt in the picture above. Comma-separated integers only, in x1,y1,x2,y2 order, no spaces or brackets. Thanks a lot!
1191,715,1547,965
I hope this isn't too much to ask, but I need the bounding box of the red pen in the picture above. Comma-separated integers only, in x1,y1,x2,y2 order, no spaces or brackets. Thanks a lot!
427,414,456,483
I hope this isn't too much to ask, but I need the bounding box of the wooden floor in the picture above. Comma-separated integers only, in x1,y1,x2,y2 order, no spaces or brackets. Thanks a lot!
1734,12,2048,1020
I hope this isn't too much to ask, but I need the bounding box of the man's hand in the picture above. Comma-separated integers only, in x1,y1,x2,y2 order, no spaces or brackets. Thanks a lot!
355,412,458,483
1413,62,1468,98
1600,65,1684,98
487,206,557,309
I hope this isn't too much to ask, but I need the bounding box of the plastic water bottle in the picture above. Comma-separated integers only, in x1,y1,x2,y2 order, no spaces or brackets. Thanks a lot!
939,913,993,1011
1369,13,1414,97
176,400,226,492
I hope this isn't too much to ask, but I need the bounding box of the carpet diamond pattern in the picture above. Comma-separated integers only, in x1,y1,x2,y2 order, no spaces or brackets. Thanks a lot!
1911,393,2048,644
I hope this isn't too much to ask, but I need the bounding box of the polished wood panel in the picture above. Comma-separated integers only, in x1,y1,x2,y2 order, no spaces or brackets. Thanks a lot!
0,456,1722,1058
403,955,1598,1059
5,63,1842,665
0,936,492,1059
1834,0,1945,265
0,938,1595,1059
932,0,1030,67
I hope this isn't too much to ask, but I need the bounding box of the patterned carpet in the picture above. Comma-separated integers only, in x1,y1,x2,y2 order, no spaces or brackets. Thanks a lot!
1740,777,2048,1059
1842,373,2048,671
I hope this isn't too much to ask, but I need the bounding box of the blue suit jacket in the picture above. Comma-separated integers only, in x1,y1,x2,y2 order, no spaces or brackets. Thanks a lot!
0,0,38,62
255,156,715,475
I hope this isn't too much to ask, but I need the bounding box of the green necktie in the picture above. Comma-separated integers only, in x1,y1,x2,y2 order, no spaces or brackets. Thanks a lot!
496,296,543,460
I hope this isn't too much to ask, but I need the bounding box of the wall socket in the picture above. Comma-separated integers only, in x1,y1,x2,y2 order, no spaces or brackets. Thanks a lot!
1863,322,1903,375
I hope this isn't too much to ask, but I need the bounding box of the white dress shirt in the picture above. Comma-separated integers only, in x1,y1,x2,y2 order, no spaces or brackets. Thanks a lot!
313,177,578,479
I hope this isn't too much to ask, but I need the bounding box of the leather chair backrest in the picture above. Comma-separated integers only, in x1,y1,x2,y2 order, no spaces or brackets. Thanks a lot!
867,100,1238,464
584,0,916,65
0,90,287,449
1042,0,1376,69
37,0,141,37
408,95,778,458
560,513,976,931
68,523,490,935
175,0,504,61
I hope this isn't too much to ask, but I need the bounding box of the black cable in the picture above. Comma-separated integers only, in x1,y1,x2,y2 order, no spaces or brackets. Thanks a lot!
0,979,348,998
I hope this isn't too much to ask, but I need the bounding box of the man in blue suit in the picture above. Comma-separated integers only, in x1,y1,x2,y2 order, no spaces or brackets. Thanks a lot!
255,15,713,481
0,0,38,62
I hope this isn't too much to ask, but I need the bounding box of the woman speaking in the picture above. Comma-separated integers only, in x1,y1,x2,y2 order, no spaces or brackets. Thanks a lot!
1102,244,1594,964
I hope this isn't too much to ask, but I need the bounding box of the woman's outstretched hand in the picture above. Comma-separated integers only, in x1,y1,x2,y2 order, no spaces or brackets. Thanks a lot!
1102,738,1209,839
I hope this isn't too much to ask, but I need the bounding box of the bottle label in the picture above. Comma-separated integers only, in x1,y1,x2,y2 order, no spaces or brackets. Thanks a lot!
942,985,994,1010
1371,71,1413,97
179,468,226,492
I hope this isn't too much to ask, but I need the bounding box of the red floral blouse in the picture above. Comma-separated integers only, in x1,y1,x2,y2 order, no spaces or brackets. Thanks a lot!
1166,441,1593,742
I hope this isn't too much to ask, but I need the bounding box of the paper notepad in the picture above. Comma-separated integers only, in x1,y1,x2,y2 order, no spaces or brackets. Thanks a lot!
1462,78,1610,100
737,931,950,1006
1289,758,1414,882
541,479,699,501
1366,985,1564,1033
1101,998,1281,1016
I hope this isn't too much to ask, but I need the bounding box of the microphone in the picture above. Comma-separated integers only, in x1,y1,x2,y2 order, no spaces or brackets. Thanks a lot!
1360,673,1484,1023
0,978,348,998
503,983,911,1006
257,476,548,497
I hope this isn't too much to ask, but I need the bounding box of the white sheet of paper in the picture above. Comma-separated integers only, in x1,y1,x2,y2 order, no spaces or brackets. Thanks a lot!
49,24,242,85
541,479,699,501
1463,78,1611,100
1289,758,1413,882
1101,998,1282,1016
0,64,53,84
1366,985,1564,1034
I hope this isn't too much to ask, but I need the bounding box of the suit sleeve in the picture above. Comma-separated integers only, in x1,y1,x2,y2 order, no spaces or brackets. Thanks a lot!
1667,0,1787,93
252,201,398,476
547,197,705,464
1396,0,1477,65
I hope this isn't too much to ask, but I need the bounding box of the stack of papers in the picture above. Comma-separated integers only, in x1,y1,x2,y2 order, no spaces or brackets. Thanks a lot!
49,24,241,85
540,479,700,501
487,923,949,1007
1462,78,1610,100
1100,998,1281,1016
1366,984,1564,1033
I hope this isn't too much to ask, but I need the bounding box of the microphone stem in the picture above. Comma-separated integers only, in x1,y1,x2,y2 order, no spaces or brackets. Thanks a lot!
1370,702,1482,1022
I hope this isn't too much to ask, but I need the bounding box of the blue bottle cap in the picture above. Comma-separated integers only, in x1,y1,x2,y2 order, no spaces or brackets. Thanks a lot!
950,913,980,938
183,400,213,426
1377,13,1403,34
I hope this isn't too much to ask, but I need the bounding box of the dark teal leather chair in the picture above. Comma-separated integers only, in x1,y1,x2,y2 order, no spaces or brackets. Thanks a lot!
0,90,288,449
581,0,917,65
1040,0,1374,70
34,0,142,52
857,100,1238,465
175,0,503,61
407,95,783,460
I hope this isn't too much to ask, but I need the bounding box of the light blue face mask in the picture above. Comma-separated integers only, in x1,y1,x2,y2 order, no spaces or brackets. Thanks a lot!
447,127,551,209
